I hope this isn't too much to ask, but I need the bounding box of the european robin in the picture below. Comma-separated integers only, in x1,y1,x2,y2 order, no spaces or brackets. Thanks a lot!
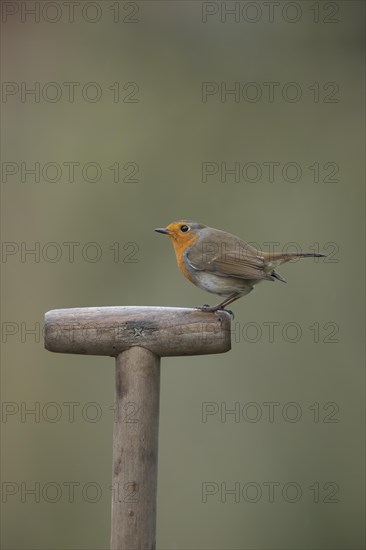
155,220,325,312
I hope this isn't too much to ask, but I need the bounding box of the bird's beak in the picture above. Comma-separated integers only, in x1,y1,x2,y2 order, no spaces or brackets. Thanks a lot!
154,227,170,235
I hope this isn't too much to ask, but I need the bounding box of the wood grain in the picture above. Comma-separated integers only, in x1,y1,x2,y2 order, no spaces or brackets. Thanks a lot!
44,306,231,357
111,347,160,550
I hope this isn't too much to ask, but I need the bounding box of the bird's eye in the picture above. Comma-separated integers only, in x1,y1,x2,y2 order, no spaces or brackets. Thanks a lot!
180,225,190,233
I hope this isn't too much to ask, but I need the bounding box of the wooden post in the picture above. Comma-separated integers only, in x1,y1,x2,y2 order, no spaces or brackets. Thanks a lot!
112,347,160,550
44,306,231,550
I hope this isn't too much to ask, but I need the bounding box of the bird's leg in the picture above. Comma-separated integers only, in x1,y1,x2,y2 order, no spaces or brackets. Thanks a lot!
197,292,242,313
213,292,243,311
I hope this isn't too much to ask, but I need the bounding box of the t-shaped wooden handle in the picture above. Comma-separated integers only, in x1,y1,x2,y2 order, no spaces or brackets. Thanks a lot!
44,306,231,550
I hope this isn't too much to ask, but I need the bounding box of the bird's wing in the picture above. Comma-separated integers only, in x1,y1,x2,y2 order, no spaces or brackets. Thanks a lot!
186,228,273,281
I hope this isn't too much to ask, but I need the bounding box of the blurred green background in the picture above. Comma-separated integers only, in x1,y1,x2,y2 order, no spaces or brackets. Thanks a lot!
1,1,365,549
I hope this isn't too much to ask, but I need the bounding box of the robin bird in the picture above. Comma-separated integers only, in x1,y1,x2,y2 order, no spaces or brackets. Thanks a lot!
155,220,325,312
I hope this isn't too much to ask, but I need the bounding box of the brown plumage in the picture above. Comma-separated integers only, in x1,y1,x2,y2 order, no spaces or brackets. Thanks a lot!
155,220,325,311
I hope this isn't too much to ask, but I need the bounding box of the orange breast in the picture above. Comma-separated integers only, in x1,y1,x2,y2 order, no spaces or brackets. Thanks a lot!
171,233,198,283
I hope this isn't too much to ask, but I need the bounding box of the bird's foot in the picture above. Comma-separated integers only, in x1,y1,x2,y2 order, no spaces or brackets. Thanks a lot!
223,309,234,319
196,305,234,318
196,304,218,313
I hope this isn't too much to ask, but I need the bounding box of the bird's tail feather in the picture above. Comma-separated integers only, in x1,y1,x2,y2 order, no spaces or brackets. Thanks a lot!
271,270,287,283
264,251,325,266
